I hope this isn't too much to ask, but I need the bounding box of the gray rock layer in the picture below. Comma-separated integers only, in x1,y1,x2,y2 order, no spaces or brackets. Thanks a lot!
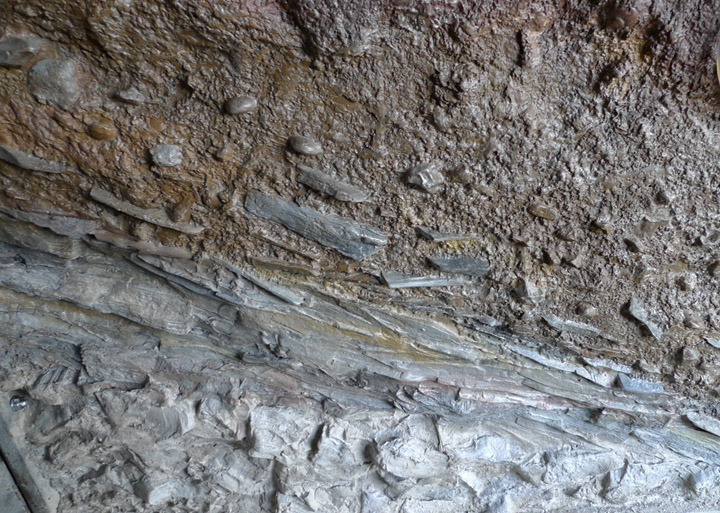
1,218,719,513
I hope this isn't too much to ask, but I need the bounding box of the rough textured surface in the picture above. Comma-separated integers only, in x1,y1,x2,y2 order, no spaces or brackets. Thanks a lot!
2,0,720,511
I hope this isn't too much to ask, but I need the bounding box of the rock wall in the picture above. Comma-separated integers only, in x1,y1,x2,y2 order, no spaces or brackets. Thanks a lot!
1,1,720,511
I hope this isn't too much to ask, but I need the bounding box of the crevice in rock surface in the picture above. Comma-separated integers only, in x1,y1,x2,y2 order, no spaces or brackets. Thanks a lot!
1,0,720,511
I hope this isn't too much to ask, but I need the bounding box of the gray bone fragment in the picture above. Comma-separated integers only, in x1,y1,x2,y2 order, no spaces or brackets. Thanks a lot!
244,192,386,260
134,474,197,506
0,213,86,259
627,297,663,340
27,59,80,109
705,336,720,349
0,208,99,239
213,256,305,306
297,165,369,202
615,373,664,394
0,144,69,173
115,86,146,105
543,313,601,338
406,162,445,193
381,271,469,288
0,36,42,67
428,257,489,276
90,187,204,235
685,412,720,438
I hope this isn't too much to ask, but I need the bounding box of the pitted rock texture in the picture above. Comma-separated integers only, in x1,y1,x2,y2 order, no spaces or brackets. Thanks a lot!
2,0,720,511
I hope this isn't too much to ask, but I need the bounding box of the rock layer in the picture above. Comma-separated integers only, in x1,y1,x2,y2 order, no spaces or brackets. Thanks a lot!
1,0,720,511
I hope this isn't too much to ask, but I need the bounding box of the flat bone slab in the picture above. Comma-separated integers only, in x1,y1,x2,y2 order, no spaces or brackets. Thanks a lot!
381,271,469,288
543,313,601,338
90,187,204,235
245,192,387,261
685,412,720,438
0,207,99,239
428,257,489,276
0,144,68,173
297,165,369,203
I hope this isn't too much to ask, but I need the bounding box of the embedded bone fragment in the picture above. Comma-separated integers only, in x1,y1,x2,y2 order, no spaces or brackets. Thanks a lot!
244,192,386,260
297,165,369,202
90,187,203,235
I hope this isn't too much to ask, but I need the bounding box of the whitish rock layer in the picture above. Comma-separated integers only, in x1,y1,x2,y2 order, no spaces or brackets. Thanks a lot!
0,214,719,513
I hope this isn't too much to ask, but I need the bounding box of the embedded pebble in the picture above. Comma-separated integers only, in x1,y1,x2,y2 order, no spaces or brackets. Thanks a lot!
698,230,720,247
624,236,643,253
406,162,445,193
680,346,700,364
709,261,720,279
542,248,561,265
555,225,580,242
683,311,702,329
169,198,192,223
688,469,715,495
705,336,720,349
635,359,660,373
150,145,184,167
132,222,155,241
654,188,671,204
685,412,720,437
288,135,323,156
514,278,544,303
9,395,27,411
450,163,473,185
528,203,557,221
212,143,234,162
0,35,42,67
563,252,586,269
519,30,540,68
677,272,697,291
27,59,81,109
88,122,118,141
590,212,612,233
115,86,146,105
224,95,257,114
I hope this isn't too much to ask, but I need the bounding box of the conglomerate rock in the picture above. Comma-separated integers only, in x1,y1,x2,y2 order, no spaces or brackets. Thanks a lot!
1,1,720,512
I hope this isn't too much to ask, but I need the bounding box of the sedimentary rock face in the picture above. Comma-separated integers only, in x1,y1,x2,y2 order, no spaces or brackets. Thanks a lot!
1,1,720,512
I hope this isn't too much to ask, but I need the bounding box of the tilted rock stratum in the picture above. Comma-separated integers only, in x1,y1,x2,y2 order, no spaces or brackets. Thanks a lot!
1,1,720,512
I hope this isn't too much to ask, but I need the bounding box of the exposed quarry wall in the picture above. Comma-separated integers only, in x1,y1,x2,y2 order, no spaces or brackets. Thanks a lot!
1,1,720,512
